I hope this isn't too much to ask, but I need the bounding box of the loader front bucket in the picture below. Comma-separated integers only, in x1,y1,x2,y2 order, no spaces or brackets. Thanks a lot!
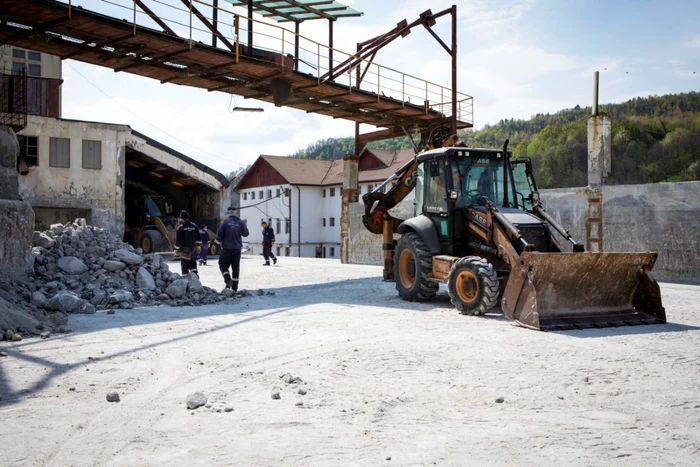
501,252,666,331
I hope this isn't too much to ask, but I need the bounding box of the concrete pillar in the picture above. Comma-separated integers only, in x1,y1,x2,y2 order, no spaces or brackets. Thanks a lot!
340,154,359,264
586,71,611,252
0,124,36,282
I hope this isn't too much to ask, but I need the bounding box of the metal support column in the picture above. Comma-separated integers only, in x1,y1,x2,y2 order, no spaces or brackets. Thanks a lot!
294,21,300,71
328,19,333,76
212,0,218,47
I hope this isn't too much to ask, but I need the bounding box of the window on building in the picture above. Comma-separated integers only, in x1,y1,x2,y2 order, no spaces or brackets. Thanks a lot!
323,247,327,258
285,219,290,234
12,49,26,59
330,188,336,197
49,137,70,168
11,62,25,74
267,189,272,198
81,140,102,169
285,247,290,256
358,185,361,195
17,135,38,166
251,191,256,200
276,219,280,234
285,188,289,197
329,217,335,227
28,51,41,61
259,190,264,199
276,188,281,197
243,192,248,201
322,218,326,227
27,64,41,76
330,247,335,257
322,188,326,198
276,246,281,256
367,184,373,192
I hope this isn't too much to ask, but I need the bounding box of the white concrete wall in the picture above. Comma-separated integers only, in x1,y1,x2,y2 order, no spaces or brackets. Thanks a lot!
239,183,292,256
17,116,129,236
0,45,62,79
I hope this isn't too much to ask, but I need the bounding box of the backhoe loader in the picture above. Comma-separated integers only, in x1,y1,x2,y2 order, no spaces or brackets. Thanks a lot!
362,134,666,331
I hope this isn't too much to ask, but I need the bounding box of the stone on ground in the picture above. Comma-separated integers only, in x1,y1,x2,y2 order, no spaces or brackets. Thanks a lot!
113,249,144,266
166,279,189,299
57,256,88,275
186,392,208,410
136,267,156,290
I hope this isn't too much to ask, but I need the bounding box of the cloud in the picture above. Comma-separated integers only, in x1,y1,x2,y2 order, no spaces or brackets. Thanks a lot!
689,36,700,48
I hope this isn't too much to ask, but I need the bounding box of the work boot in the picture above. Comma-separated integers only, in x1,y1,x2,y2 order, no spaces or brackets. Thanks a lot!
263,262,270,266
273,257,277,265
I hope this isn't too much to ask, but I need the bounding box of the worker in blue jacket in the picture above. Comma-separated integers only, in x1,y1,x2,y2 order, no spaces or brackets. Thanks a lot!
215,206,249,291
261,220,277,266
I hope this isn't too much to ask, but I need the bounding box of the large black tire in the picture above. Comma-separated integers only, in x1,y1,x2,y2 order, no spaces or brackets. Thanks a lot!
393,232,439,302
138,229,162,254
447,256,499,316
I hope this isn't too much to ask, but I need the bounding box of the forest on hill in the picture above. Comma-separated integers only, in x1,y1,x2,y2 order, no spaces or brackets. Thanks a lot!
288,92,700,188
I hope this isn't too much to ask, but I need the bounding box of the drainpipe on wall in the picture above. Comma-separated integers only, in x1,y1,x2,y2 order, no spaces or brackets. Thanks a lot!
295,185,301,257
288,184,292,255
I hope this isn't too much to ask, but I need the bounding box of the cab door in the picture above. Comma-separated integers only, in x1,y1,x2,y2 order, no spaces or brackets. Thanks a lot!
511,158,538,211
422,159,450,241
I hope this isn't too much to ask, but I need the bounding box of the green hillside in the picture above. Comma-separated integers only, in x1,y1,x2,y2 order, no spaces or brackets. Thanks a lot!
289,92,700,188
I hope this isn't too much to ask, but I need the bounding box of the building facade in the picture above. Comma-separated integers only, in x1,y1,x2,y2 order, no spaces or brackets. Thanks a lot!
235,149,414,259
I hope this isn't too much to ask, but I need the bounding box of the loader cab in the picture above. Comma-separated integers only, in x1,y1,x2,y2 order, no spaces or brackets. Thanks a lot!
415,148,518,255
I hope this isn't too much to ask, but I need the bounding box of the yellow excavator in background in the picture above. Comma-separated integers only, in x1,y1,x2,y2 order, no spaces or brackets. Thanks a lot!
362,128,666,331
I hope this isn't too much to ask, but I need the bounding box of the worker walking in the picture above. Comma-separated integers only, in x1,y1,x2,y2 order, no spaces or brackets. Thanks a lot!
261,220,277,266
215,206,249,291
198,224,210,266
174,210,202,277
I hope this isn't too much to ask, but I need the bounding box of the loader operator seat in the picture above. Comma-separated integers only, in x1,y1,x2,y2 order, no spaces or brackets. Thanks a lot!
477,168,494,204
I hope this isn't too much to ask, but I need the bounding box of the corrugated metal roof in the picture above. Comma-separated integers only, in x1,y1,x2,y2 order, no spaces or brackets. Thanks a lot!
225,0,363,23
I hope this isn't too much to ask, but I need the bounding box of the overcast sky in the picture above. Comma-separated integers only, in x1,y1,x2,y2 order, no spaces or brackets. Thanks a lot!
62,0,699,175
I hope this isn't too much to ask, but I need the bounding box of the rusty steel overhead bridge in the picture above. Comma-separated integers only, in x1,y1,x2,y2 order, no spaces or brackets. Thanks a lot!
0,0,473,149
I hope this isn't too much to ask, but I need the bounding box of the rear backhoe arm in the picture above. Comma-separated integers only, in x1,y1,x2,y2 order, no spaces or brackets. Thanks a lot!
361,159,418,235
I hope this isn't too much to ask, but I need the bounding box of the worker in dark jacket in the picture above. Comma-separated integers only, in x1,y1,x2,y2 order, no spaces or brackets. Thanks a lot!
174,210,202,277
215,206,249,291
261,220,277,266
198,224,210,266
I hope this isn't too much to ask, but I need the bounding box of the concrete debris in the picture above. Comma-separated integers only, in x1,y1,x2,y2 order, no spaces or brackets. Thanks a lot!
495,397,505,404
281,373,303,384
136,268,156,290
298,388,308,395
224,407,234,413
295,401,303,407
57,256,89,275
0,218,236,337
106,392,120,403
113,249,144,266
40,331,50,339
186,392,208,410
165,279,188,299
271,390,281,400
221,289,235,298
257,289,265,296
0,351,7,357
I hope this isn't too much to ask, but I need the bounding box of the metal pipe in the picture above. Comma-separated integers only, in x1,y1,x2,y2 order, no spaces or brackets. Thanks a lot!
467,241,499,257
592,71,599,116
502,139,510,208
451,4,457,135
535,204,578,245
235,15,239,63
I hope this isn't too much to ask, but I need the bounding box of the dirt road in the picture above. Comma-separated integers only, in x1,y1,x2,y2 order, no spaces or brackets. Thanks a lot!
1,257,699,466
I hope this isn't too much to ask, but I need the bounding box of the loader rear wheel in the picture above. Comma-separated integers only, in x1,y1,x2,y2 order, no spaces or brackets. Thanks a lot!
394,232,439,302
448,256,499,315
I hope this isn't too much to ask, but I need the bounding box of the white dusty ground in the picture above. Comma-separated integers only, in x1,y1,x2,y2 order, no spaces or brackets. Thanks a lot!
1,256,700,466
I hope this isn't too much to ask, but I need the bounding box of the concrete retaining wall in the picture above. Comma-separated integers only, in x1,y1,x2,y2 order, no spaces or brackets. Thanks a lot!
348,181,700,283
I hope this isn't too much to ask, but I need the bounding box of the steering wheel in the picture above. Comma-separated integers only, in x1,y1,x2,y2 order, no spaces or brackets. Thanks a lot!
465,189,482,205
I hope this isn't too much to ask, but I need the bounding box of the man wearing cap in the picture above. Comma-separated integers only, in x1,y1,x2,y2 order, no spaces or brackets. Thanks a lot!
174,210,202,277
261,220,277,266
215,206,249,291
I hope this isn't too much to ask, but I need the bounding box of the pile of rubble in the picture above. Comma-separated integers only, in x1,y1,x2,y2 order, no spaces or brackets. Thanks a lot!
1,219,234,338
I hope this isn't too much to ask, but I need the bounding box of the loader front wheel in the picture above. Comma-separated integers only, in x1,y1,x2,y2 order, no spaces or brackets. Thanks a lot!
448,257,499,315
394,232,438,302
